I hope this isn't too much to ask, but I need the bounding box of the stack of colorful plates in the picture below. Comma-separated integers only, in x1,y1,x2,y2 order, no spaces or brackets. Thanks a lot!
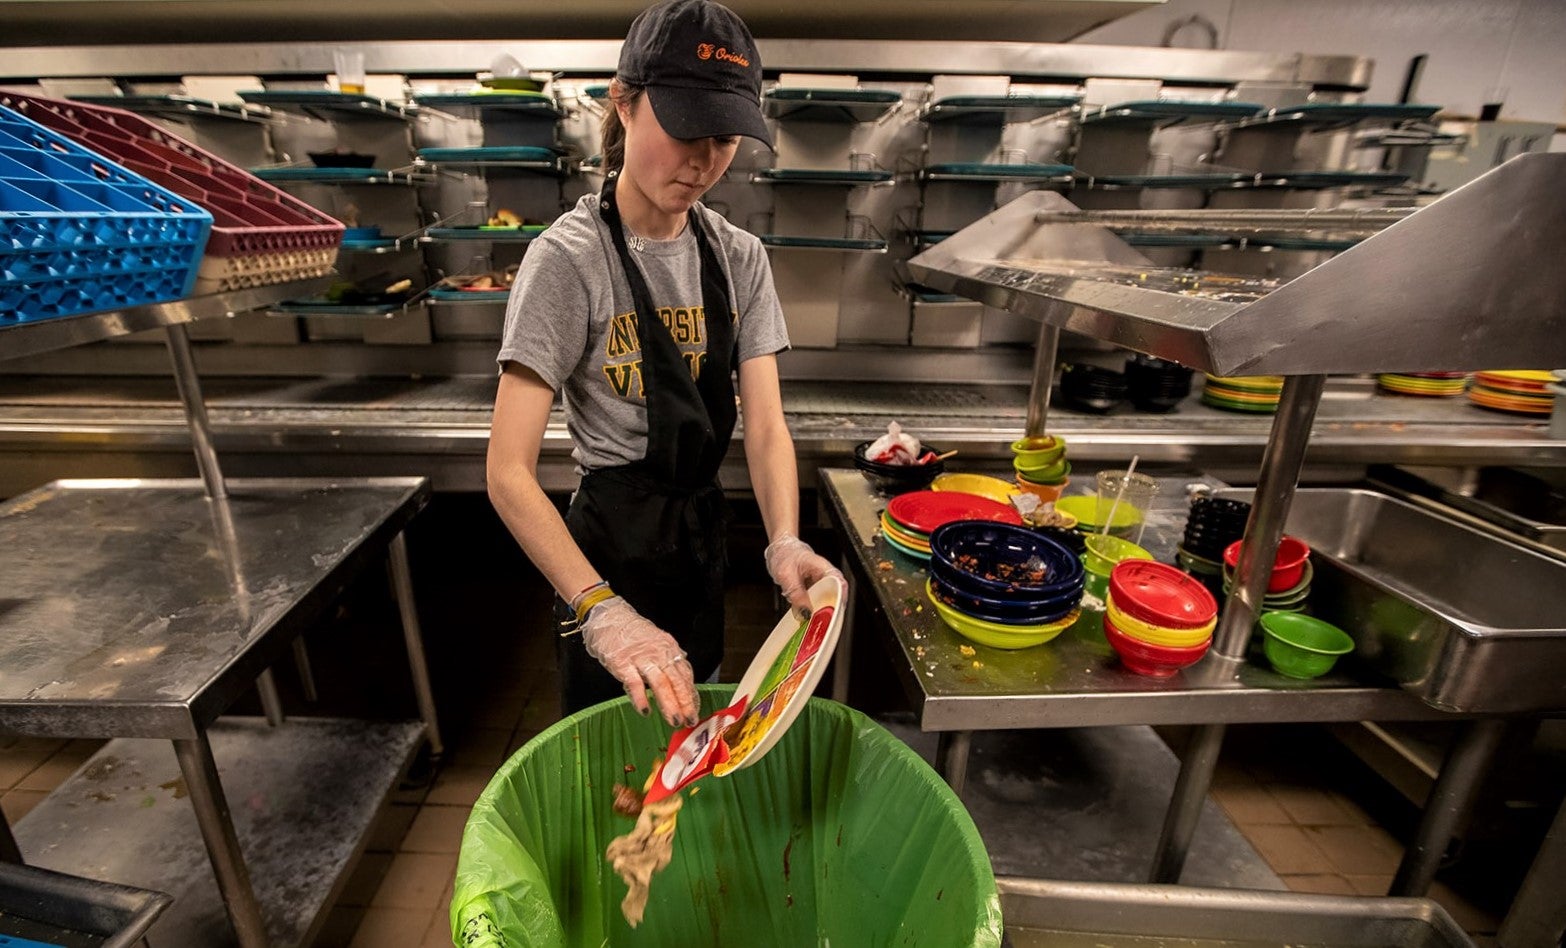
1202,375,1284,413
1468,370,1557,415
925,521,1084,649
880,490,1022,561
1377,372,1468,397
1010,435,1070,501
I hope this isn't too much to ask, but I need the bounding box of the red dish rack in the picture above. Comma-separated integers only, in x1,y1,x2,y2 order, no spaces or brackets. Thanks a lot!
0,92,344,294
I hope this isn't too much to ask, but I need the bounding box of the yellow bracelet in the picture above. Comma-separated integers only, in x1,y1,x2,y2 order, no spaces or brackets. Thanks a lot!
575,586,617,625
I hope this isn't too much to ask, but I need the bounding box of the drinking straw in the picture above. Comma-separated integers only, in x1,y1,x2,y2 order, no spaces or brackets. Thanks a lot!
1100,454,1141,538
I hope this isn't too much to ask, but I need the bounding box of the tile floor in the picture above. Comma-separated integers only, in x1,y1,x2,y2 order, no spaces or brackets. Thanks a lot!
0,497,1529,945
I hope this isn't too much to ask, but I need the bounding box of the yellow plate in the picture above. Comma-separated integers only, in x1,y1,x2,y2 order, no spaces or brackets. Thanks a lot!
879,513,931,552
926,579,1077,649
1055,494,1140,530
1479,370,1555,383
930,472,1018,505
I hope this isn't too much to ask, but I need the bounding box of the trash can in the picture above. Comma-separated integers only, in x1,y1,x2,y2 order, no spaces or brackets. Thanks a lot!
450,687,1002,947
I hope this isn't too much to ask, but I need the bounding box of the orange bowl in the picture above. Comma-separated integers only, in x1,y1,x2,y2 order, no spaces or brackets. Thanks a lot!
1013,474,1068,503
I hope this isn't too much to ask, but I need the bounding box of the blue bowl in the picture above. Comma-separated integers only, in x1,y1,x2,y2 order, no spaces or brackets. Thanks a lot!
927,554,1083,616
929,521,1084,598
930,575,1080,626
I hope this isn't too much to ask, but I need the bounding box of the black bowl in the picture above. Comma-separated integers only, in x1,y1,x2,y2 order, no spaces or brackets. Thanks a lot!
854,441,943,495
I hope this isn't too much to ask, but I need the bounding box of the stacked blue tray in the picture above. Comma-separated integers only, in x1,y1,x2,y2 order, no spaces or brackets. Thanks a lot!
0,105,211,323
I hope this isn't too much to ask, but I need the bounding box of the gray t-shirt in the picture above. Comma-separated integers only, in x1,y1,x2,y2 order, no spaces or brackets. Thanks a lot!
498,194,790,471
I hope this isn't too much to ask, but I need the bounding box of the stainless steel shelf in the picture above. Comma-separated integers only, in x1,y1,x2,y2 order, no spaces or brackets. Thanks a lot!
69,93,276,124
13,716,426,948
0,278,329,365
902,153,1566,376
819,467,1447,733
0,476,430,738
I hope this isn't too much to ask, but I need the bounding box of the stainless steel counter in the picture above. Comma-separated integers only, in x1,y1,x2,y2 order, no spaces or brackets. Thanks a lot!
0,476,441,948
0,375,1558,495
819,467,1447,732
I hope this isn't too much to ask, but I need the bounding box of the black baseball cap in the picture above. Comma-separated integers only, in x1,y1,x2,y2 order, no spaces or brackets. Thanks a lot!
617,0,773,148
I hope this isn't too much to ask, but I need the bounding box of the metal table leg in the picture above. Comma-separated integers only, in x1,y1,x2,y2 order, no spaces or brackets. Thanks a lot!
1024,323,1061,440
1498,784,1566,948
1390,717,1507,896
0,811,20,863
831,552,855,704
389,532,443,759
1151,722,1228,882
256,669,284,726
163,322,225,501
173,732,267,948
937,730,973,795
292,638,319,703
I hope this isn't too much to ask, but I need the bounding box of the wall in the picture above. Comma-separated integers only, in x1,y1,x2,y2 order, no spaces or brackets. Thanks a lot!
1076,0,1566,149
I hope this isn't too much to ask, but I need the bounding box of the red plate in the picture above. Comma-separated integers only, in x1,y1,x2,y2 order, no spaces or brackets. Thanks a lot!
1108,560,1218,629
885,489,1022,535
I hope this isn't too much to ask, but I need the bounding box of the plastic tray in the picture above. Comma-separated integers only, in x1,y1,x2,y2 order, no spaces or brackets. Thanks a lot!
0,92,342,294
0,861,171,948
0,104,211,324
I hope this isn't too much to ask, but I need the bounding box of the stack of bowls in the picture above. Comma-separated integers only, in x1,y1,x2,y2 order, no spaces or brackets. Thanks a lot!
1125,354,1194,413
1103,561,1218,677
1221,536,1312,613
1177,496,1250,599
925,521,1084,649
1011,435,1070,502
855,440,944,496
1080,534,1152,603
1059,363,1127,414
1468,370,1557,416
1202,375,1283,413
1377,371,1468,397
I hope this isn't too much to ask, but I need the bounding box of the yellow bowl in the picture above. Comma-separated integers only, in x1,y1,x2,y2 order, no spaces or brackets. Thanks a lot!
926,579,1076,650
1105,595,1216,647
930,472,1017,505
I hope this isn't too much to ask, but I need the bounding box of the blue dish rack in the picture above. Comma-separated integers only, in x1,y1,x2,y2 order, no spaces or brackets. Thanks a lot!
1,105,212,324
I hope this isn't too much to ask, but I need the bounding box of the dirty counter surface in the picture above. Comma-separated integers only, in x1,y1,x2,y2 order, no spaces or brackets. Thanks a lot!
819,468,1444,732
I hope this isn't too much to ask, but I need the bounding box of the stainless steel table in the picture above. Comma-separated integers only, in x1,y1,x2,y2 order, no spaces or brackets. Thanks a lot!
818,467,1478,894
0,476,442,948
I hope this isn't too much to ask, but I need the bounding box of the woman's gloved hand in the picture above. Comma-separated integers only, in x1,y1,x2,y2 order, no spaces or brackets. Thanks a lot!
764,532,844,618
581,596,700,727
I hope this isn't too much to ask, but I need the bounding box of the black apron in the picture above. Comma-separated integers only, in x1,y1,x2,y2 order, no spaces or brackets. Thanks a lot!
556,172,739,714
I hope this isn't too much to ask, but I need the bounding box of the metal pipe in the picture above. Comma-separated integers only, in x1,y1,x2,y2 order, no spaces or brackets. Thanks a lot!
1150,722,1227,883
1390,718,1507,896
1498,778,1566,948
163,323,226,500
1024,323,1061,440
292,638,319,703
256,669,284,726
389,532,444,758
1212,374,1327,659
936,730,973,795
830,552,855,704
1032,206,1414,235
173,732,267,948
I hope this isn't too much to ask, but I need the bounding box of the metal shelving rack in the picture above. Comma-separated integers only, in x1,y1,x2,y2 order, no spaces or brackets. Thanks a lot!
899,151,1566,893
0,283,445,948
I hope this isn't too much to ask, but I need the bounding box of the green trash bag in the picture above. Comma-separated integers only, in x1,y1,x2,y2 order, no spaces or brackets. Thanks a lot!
450,686,1002,947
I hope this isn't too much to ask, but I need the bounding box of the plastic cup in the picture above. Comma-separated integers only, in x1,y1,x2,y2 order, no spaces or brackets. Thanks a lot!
1095,470,1158,541
334,48,366,95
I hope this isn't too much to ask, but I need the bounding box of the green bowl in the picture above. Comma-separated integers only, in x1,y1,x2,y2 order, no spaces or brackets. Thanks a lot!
1082,534,1153,575
1016,457,1071,484
1010,436,1067,466
1260,612,1354,679
1056,495,1140,536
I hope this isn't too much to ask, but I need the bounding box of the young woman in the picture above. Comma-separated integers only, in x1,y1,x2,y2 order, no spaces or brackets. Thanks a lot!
487,0,841,727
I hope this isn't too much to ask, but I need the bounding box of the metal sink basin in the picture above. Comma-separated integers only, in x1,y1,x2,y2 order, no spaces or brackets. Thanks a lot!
999,877,1474,947
1215,487,1566,714
1374,464,1566,557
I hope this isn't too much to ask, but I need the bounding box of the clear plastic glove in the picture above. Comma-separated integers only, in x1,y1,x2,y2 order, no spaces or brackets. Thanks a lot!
764,532,844,618
581,596,700,727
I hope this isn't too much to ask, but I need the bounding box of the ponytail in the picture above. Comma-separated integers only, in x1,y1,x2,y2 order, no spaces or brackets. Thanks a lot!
601,81,645,175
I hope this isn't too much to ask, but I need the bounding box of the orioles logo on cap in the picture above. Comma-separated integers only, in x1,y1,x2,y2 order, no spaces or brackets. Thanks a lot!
696,42,749,68
696,43,714,60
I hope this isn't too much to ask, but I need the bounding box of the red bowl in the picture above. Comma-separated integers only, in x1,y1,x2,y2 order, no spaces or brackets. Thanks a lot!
1104,614,1210,677
1222,535,1310,594
1108,560,1218,629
